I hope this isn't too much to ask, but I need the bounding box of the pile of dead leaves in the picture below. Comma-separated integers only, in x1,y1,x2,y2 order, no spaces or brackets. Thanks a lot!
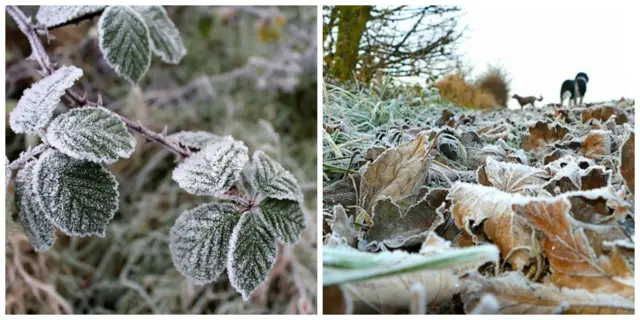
323,94,635,314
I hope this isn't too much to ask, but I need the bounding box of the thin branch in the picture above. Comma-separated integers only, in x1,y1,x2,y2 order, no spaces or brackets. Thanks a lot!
9,144,50,170
6,6,192,161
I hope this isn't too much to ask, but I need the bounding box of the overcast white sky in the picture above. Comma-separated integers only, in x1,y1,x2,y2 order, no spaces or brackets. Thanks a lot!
400,3,638,109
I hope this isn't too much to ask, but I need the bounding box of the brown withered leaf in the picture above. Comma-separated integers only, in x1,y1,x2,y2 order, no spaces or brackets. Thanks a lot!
520,120,570,151
619,128,634,195
477,157,550,194
462,271,634,314
366,188,446,250
581,105,629,125
512,198,634,298
564,187,627,224
543,149,570,165
579,130,612,158
478,123,514,142
359,133,431,216
450,183,533,270
580,166,611,191
323,285,351,314
435,108,455,127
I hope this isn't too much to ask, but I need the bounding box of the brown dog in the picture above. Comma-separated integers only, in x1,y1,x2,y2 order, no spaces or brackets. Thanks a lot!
512,94,543,108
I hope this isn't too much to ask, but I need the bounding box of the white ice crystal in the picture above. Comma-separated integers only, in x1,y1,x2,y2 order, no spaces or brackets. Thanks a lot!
167,131,222,150
133,6,187,64
169,202,241,284
258,198,306,244
251,150,303,202
46,106,136,164
98,6,151,83
15,161,56,252
33,150,119,237
172,136,249,196
9,66,83,135
36,5,106,28
227,212,277,301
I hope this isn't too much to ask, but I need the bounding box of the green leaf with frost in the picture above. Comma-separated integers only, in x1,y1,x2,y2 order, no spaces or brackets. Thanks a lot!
33,150,119,237
172,136,248,196
9,66,83,135
251,150,303,202
227,213,277,301
36,5,106,28
259,198,305,244
169,202,241,284
15,161,55,251
133,6,187,64
98,6,151,83
167,131,221,151
46,107,136,164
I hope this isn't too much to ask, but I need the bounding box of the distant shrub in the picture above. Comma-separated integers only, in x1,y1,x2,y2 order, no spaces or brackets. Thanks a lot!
475,64,510,108
433,73,497,109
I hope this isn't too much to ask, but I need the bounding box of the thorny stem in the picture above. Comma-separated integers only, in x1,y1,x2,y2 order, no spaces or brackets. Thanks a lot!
6,6,192,168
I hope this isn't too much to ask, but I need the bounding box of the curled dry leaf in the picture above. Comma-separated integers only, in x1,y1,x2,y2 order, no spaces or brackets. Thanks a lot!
449,182,533,270
512,197,634,298
578,130,612,158
582,105,629,125
462,271,633,314
326,204,358,247
359,132,431,215
477,157,550,194
365,188,446,250
619,128,634,195
520,120,570,151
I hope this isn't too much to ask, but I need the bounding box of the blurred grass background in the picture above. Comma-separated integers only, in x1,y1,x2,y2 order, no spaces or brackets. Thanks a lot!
5,6,317,314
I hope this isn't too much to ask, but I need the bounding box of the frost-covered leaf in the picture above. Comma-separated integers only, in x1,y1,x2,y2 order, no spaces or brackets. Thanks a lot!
366,188,446,250
132,6,186,64
15,161,55,252
520,120,570,151
169,202,241,284
461,271,634,314
450,182,533,270
512,197,634,298
360,132,431,215
167,131,221,151
172,136,248,196
33,150,119,237
98,6,151,83
227,213,277,301
36,5,106,28
582,105,629,125
259,198,305,244
619,128,634,195
251,150,302,202
326,204,359,247
46,107,136,164
578,130,612,158
9,66,83,135
478,157,550,194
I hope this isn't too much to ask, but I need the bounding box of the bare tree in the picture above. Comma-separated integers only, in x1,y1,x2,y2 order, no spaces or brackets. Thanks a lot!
324,5,465,83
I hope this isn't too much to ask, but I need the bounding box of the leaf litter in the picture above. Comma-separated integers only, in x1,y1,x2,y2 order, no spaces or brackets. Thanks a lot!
322,84,634,314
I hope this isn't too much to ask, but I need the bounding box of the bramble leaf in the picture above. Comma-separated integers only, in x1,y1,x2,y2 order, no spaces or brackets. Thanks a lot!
251,150,303,202
167,131,222,151
133,6,187,64
98,6,151,83
15,161,55,252
36,5,106,28
169,202,241,284
9,66,83,135
46,107,136,164
172,136,248,196
227,212,277,301
33,150,119,237
259,198,306,244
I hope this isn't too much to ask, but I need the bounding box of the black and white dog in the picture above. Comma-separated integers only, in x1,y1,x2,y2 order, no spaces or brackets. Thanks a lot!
560,72,588,107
